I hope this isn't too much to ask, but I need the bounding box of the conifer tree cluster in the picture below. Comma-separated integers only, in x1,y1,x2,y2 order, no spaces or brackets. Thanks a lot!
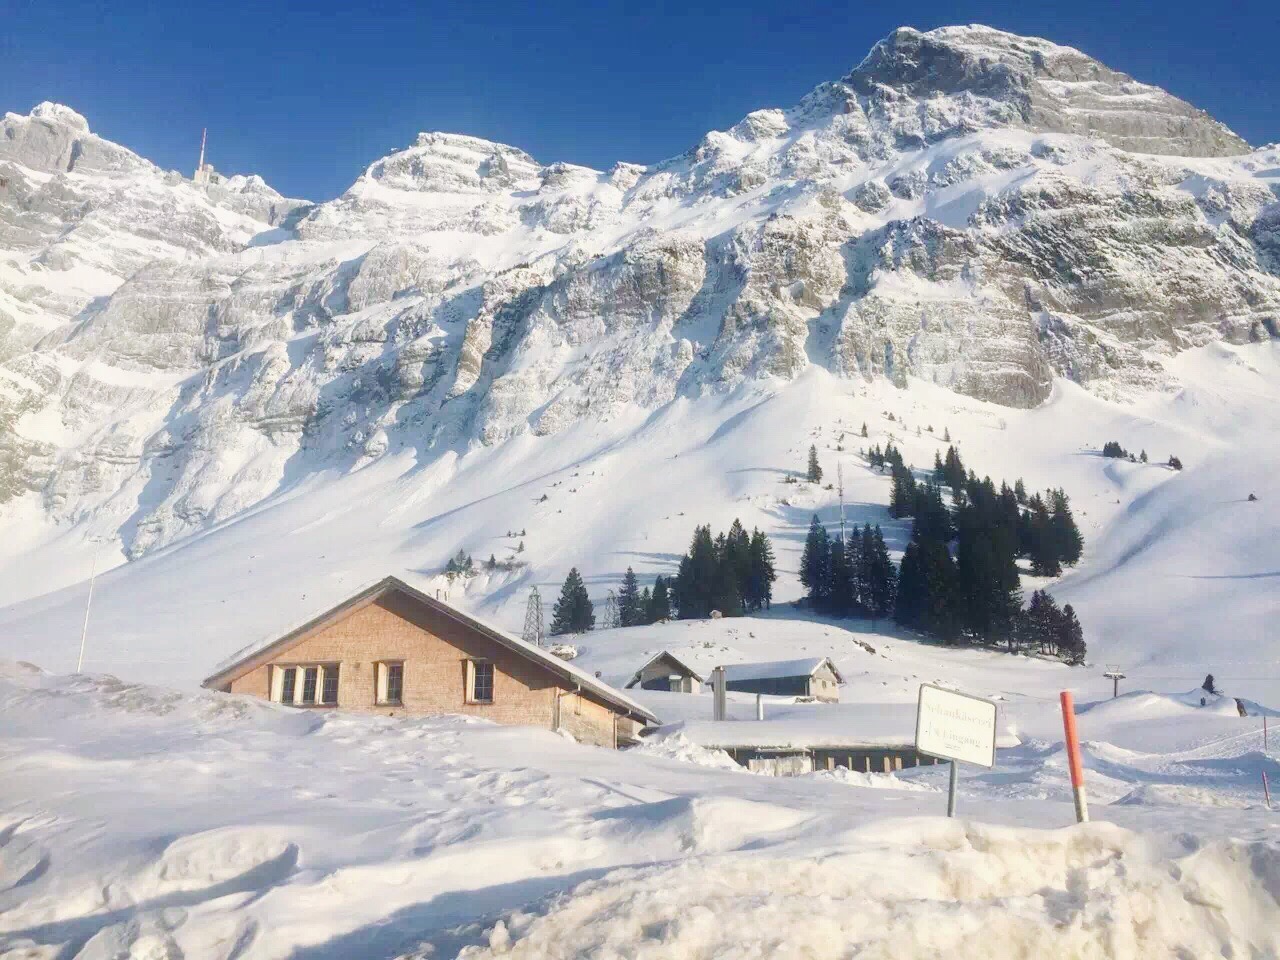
673,520,777,619
549,565,673,635
444,550,475,578
1017,591,1086,662
799,518,896,620
617,567,672,627
883,445,1087,657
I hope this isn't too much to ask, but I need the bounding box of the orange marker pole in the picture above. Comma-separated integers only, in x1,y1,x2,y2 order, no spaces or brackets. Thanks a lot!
1264,771,1272,811
1060,690,1089,823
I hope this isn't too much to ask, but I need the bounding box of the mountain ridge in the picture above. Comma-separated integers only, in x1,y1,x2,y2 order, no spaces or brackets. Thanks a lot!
0,24,1276,569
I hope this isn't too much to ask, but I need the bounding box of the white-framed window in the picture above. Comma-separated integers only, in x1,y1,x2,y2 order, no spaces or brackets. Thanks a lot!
376,661,404,705
271,663,339,706
466,660,494,704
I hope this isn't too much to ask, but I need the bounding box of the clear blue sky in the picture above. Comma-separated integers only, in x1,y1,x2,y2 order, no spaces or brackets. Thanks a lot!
2,0,1277,201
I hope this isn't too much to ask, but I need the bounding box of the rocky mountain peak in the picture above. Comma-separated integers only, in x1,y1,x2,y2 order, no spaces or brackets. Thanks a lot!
360,132,544,195
848,25,1251,157
27,101,90,132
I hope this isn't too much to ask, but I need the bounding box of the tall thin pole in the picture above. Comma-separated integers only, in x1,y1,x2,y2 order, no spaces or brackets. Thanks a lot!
76,551,99,673
837,463,846,542
946,761,959,817
1060,691,1090,823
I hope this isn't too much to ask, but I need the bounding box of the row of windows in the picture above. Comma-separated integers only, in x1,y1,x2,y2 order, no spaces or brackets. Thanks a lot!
275,664,339,706
271,660,495,707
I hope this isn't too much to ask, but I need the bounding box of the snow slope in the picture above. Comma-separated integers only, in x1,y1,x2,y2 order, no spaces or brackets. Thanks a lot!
0,661,1276,959
0,339,1274,692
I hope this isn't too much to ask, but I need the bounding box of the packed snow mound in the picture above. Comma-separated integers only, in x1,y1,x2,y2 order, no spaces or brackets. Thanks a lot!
458,821,1280,959
628,733,744,772
3,660,1277,959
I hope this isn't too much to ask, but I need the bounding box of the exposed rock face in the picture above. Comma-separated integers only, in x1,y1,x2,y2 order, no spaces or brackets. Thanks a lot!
848,27,1251,158
1,26,1277,556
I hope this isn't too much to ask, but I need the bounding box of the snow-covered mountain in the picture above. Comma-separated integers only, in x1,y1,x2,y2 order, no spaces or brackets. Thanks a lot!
0,26,1277,683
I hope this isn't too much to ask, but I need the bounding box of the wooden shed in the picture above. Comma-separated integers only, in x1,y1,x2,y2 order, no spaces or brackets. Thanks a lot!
625,651,704,693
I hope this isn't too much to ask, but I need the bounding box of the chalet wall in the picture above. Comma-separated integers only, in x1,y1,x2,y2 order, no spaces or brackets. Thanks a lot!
226,593,625,744
636,657,699,693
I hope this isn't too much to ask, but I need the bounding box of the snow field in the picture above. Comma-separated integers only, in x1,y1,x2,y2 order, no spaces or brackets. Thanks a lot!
1,661,1275,959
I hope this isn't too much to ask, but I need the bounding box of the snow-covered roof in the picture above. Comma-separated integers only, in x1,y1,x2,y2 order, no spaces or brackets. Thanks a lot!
625,650,705,688
723,657,844,685
654,706,1020,751
203,575,658,724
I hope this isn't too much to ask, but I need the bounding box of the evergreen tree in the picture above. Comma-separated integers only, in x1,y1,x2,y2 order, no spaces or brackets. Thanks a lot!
1168,455,1183,470
889,461,917,518
709,533,744,616
1020,590,1059,654
1014,478,1027,504
1025,495,1062,576
1058,604,1086,664
617,567,641,627
550,568,594,635
917,535,961,643
860,422,869,438
807,444,823,483
894,540,925,627
674,525,718,619
1139,450,1148,463
800,515,832,608
745,529,777,611
637,587,652,625
648,576,672,622
864,525,896,622
828,535,854,615
1049,489,1084,567
723,519,753,602
956,532,1022,646
942,445,966,492
486,554,497,570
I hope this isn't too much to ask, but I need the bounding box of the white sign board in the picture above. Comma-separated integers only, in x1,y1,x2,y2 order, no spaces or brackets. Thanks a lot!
915,684,998,768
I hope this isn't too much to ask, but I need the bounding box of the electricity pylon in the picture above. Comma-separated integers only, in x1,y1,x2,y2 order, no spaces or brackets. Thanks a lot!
522,586,545,647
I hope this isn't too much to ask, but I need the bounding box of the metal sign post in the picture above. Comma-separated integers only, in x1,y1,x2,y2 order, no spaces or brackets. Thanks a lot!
915,684,999,818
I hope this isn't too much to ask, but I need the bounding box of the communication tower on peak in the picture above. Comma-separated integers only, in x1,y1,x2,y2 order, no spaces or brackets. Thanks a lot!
194,128,215,185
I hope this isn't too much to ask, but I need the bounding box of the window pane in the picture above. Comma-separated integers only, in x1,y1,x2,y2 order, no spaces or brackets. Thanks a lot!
386,663,403,703
472,662,494,702
322,666,339,705
280,667,296,704
301,667,318,704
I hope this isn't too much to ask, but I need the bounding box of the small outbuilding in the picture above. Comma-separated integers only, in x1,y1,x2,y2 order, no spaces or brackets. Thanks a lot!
723,657,844,702
625,651,704,693
202,575,658,748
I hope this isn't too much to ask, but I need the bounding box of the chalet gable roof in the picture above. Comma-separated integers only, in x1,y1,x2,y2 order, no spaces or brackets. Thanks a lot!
722,657,845,685
625,650,705,688
202,575,658,724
